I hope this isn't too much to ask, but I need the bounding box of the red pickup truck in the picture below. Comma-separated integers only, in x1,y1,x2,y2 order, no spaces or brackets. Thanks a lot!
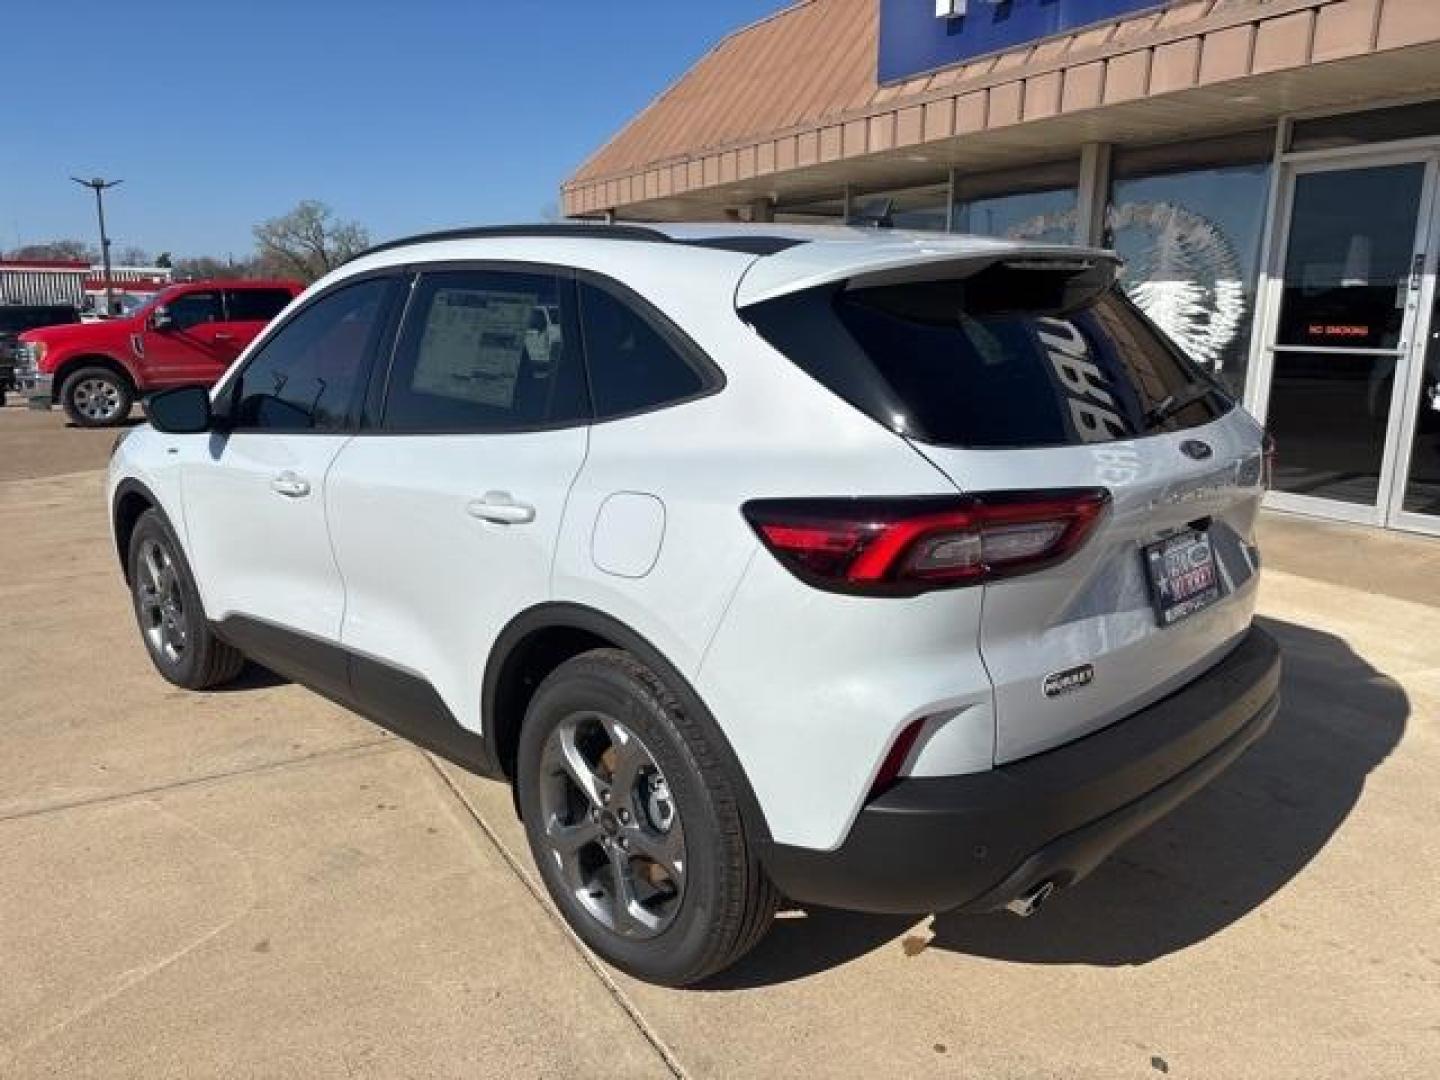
17,279,302,426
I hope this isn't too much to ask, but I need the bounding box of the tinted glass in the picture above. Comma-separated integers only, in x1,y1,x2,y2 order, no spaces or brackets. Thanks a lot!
0,306,78,333
1290,101,1440,153
751,274,1230,449
166,291,221,331
1276,164,1424,351
225,288,293,322
231,278,389,432
383,270,587,432
1266,350,1393,506
1108,160,1270,396
953,186,1078,244
579,282,705,418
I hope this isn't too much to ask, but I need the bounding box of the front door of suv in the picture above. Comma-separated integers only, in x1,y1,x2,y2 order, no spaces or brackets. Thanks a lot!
324,266,590,732
180,275,400,682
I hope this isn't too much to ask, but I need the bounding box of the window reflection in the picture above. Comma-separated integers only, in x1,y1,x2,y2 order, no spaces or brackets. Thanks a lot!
1107,162,1270,396
954,186,1077,245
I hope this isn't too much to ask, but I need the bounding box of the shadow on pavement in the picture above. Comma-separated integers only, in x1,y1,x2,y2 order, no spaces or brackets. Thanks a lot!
64,415,143,430
706,616,1406,988
208,662,288,692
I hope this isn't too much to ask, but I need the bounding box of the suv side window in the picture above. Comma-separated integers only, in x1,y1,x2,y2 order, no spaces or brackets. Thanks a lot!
578,281,707,419
225,288,293,323
229,277,391,432
381,269,588,433
166,290,222,331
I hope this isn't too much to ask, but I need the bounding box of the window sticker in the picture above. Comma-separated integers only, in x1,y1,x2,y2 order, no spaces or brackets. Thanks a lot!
413,288,537,408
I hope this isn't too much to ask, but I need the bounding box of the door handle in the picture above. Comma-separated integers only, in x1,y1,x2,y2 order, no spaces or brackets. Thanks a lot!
466,491,536,525
213,331,234,341
270,471,311,498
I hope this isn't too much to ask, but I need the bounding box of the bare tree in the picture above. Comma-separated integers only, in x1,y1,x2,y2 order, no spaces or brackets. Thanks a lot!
253,200,370,282
7,239,97,262
117,245,151,266
171,254,258,281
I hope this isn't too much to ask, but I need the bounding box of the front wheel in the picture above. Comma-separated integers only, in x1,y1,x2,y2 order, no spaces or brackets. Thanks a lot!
61,365,134,427
127,509,245,689
516,649,778,986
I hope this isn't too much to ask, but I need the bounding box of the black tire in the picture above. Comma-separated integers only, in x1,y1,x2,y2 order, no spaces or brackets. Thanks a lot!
61,365,133,427
516,649,779,987
127,508,245,690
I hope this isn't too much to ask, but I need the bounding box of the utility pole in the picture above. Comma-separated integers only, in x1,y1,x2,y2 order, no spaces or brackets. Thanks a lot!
70,176,122,316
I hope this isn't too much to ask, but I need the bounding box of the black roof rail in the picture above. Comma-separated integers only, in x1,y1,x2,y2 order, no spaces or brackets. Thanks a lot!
351,222,673,261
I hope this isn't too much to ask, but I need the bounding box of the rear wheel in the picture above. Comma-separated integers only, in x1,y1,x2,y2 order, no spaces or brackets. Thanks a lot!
127,509,245,689
516,649,778,986
61,365,133,427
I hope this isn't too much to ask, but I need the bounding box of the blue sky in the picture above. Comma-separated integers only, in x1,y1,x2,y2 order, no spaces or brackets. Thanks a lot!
1,1,780,260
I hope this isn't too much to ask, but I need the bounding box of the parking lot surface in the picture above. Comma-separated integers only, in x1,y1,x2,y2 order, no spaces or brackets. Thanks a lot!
2,405,1438,1078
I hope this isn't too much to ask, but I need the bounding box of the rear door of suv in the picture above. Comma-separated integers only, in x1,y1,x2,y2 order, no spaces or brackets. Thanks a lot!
324,264,591,731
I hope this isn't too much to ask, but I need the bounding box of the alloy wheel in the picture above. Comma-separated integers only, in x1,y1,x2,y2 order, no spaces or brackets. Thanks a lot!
72,377,123,422
537,711,686,939
135,537,188,664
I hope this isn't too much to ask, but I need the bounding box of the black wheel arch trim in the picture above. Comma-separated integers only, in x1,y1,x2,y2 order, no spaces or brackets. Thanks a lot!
112,477,170,580
483,601,773,844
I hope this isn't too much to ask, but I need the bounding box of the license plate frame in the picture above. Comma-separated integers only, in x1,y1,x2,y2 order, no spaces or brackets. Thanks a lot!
1142,527,1222,627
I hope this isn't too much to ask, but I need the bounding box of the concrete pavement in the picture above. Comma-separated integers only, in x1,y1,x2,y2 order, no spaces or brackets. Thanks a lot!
1,406,1437,1077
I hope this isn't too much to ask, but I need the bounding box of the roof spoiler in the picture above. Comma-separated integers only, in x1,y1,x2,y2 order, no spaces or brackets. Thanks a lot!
734,236,1120,308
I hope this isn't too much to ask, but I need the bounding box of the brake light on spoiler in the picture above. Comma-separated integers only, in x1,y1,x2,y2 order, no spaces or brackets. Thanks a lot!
743,489,1110,597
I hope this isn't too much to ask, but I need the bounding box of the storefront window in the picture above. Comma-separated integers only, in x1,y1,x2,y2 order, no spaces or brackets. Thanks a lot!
1107,136,1273,395
954,186,1077,243
851,183,949,231
952,160,1079,244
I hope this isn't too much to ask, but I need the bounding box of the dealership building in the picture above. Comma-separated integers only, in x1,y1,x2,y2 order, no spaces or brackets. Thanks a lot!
564,0,1440,536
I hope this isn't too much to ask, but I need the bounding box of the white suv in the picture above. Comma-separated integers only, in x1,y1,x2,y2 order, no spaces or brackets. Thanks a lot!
109,223,1281,986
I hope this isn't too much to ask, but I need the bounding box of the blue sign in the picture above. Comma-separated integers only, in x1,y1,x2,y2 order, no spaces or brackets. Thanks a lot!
879,0,1161,84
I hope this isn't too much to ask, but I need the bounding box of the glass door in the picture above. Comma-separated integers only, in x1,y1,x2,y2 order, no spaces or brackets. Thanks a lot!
1255,155,1437,526
1390,266,1440,532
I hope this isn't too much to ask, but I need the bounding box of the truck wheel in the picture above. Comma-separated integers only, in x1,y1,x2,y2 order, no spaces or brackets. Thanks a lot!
516,649,779,987
127,508,246,690
61,366,133,427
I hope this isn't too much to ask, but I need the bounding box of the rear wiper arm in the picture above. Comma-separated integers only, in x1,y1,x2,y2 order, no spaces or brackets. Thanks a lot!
1145,383,1217,429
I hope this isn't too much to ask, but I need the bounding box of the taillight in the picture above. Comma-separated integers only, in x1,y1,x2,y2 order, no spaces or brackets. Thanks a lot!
743,489,1110,596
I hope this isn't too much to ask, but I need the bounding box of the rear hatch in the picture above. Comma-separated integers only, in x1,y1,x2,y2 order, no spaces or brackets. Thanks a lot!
741,238,1267,764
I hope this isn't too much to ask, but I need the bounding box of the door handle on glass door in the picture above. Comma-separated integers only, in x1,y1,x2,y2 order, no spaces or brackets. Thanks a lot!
466,492,536,525
270,472,311,498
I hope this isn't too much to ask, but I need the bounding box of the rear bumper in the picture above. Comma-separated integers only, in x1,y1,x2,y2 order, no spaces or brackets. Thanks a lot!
763,625,1281,915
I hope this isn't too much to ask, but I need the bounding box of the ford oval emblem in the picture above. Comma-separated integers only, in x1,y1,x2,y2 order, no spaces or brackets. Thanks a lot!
1180,439,1213,461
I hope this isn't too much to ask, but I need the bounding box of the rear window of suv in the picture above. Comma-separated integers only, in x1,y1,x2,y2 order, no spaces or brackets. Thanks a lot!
746,265,1232,448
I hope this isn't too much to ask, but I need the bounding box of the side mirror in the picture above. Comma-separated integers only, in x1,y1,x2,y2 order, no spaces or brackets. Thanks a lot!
149,306,173,331
144,385,212,434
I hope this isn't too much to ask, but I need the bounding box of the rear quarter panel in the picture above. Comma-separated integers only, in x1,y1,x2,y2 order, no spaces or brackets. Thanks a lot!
549,252,996,851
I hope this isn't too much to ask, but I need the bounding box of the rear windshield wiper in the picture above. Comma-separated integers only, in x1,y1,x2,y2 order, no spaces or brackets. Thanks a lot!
1144,382,1218,430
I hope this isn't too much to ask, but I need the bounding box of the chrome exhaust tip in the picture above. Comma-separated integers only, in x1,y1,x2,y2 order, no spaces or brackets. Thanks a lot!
1004,879,1056,918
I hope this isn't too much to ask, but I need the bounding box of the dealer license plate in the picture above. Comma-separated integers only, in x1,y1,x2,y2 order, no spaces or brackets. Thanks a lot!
1142,527,1222,626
